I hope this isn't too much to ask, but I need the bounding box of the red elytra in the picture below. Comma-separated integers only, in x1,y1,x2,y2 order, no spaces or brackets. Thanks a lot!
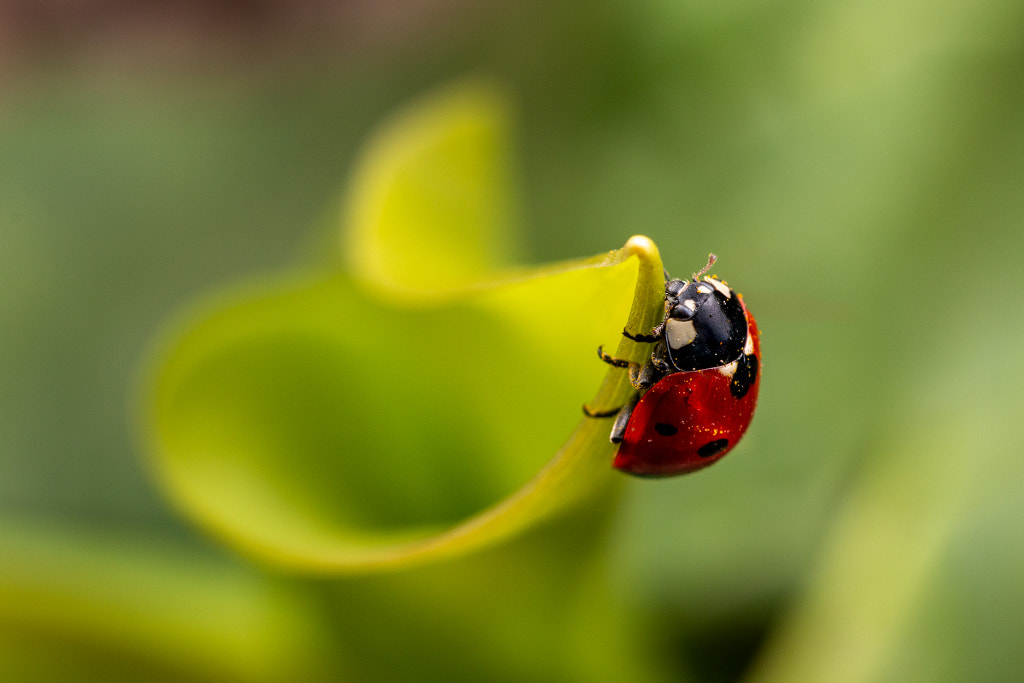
613,300,760,477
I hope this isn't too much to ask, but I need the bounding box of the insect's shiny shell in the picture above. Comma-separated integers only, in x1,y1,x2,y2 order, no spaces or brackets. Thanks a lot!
663,277,748,372
613,296,760,477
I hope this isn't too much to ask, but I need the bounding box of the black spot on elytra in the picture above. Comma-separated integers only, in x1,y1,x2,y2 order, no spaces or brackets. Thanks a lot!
698,439,728,458
729,353,758,399
654,423,678,436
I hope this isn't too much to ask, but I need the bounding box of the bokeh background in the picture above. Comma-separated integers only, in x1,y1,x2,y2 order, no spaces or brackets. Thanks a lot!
3,1,1024,681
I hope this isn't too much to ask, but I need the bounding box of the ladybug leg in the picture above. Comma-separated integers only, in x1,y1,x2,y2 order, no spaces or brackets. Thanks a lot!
598,344,667,391
627,341,669,390
621,323,663,344
629,362,650,389
629,360,665,390
585,345,647,417
609,391,640,443
596,345,635,369
582,404,620,418
623,274,679,343
649,344,673,374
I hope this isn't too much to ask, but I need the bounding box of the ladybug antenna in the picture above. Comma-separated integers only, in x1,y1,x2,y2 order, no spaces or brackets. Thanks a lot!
692,253,717,281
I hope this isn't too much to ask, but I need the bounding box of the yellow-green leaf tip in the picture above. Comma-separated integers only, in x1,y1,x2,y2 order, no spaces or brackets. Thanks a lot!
342,79,518,301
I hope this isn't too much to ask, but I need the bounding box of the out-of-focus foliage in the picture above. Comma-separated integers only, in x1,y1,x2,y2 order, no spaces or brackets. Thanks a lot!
2,0,1024,680
0,517,338,682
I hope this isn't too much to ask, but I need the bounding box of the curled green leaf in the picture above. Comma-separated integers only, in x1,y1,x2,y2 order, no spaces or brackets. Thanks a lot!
141,81,667,573
145,236,663,573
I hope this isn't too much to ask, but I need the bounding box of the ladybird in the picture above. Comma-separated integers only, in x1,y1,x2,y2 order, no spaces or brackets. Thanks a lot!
585,254,760,477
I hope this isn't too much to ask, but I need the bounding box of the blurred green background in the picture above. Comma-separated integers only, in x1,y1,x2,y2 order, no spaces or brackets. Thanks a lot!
3,1,1024,681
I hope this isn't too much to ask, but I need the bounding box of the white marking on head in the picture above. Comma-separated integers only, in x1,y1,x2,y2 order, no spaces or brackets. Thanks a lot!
705,277,732,299
697,284,713,294
681,299,697,315
665,319,697,349
718,360,738,378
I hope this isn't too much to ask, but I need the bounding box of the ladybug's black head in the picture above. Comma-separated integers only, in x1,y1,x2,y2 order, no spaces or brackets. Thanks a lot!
662,276,747,371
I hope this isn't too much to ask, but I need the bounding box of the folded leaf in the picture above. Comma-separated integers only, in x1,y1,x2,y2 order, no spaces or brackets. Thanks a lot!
143,80,667,572
145,236,664,572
